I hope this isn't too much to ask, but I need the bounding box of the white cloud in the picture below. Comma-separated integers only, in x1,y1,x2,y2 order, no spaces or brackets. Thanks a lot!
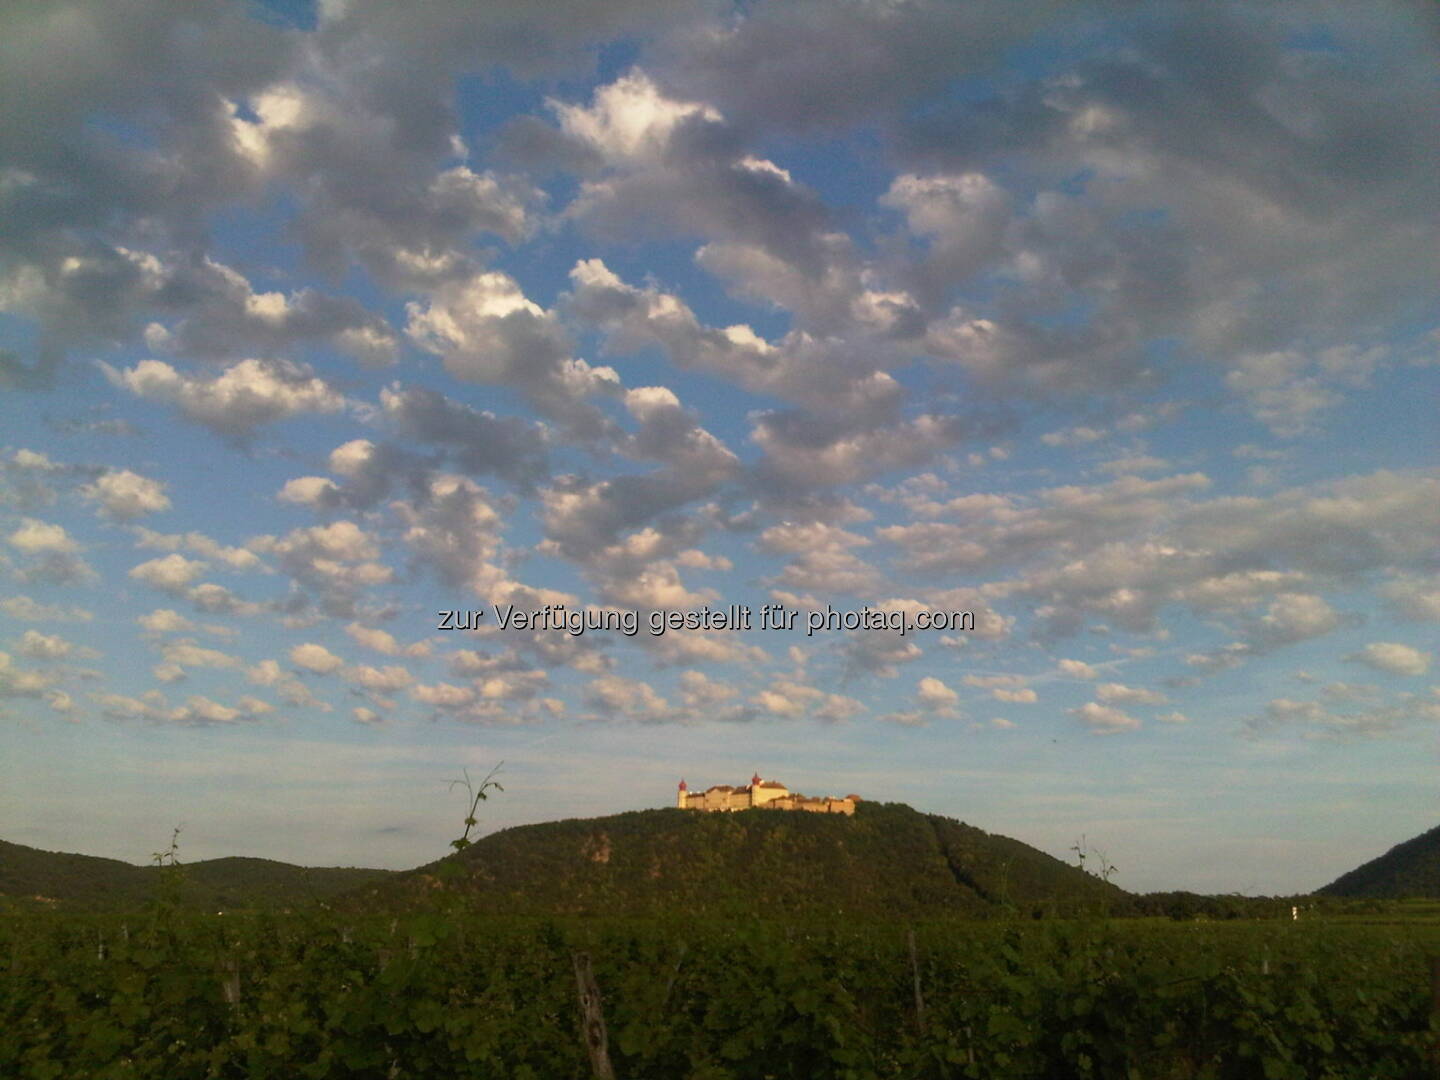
345,623,430,658
160,639,241,670
1347,642,1430,677
916,675,959,711
132,528,262,571
1072,701,1141,735
552,69,721,163
278,476,340,506
585,673,671,722
290,643,345,674
7,518,77,553
103,357,345,437
82,469,171,519
0,596,92,622
992,687,1038,704
344,664,414,692
18,630,71,660
129,553,207,593
1095,682,1168,706
137,609,196,634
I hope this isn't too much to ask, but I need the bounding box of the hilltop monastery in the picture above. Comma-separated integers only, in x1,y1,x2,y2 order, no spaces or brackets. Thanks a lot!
677,774,860,815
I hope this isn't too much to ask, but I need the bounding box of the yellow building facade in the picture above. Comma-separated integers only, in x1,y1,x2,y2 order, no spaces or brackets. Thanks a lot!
676,774,859,815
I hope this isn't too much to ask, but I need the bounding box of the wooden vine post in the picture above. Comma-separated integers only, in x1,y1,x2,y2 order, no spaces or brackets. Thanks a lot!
1430,956,1440,1078
908,927,926,1032
572,950,616,1080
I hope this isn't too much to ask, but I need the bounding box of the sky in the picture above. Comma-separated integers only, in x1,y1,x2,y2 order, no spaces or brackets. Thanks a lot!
1,0,1437,896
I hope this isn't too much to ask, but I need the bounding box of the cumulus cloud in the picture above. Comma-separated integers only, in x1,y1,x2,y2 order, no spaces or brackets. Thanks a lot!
406,269,618,438
132,528,262,571
158,639,242,671
129,554,207,594
345,623,430,658
585,673,671,722
290,643,345,675
102,358,345,438
344,664,415,693
252,520,392,618
18,630,72,660
0,596,93,622
81,469,171,519
7,518,78,554
752,678,863,723
1347,643,1430,677
916,675,960,716
378,384,549,486
1071,701,1141,735
1095,682,1168,707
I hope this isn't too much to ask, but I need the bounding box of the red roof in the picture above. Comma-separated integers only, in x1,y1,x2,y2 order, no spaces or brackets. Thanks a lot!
678,778,687,791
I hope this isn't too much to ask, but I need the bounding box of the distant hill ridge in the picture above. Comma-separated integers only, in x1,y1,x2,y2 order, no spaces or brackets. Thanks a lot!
352,801,1127,918
0,838,391,912
1320,822,1440,899
3,802,1130,917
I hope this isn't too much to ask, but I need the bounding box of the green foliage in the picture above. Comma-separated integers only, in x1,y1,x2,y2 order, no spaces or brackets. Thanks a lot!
1320,820,1440,899
351,801,1128,921
3,912,1438,1077
0,838,393,914
448,762,504,854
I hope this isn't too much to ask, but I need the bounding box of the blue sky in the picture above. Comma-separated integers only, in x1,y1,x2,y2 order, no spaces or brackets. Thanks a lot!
2,0,1437,894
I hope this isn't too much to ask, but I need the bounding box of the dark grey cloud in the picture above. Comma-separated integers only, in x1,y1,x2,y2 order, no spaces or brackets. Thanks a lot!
379,385,549,487
650,0,1067,134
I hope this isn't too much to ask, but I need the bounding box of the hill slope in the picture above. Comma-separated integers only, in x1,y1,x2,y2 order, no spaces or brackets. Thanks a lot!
0,839,392,912
1319,822,1440,898
353,801,1126,918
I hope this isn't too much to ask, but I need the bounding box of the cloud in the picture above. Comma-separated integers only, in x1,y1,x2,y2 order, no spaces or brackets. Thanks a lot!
290,643,345,675
253,520,393,618
344,664,415,693
1380,575,1440,622
0,596,91,622
248,659,330,711
159,639,242,671
651,1,1060,134
132,528,262,571
1071,701,1141,735
81,469,172,520
1095,682,1168,707
992,687,1038,704
406,269,618,438
751,678,863,723
1347,642,1430,677
89,689,272,726
7,518,78,554
1057,658,1099,679
916,675,960,717
543,70,837,279
345,623,430,658
129,554,207,594
1245,692,1434,741
584,673,671,722
103,357,345,438
378,384,549,485
18,630,72,660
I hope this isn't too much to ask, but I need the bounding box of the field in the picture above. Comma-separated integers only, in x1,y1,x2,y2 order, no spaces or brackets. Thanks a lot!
5,904,1440,1079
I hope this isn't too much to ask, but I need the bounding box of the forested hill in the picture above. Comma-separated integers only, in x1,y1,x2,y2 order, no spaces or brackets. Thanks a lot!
351,801,1127,919
0,839,391,912
1319,822,1440,898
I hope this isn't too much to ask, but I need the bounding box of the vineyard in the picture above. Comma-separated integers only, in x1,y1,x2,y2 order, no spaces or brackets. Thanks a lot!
4,907,1439,1079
